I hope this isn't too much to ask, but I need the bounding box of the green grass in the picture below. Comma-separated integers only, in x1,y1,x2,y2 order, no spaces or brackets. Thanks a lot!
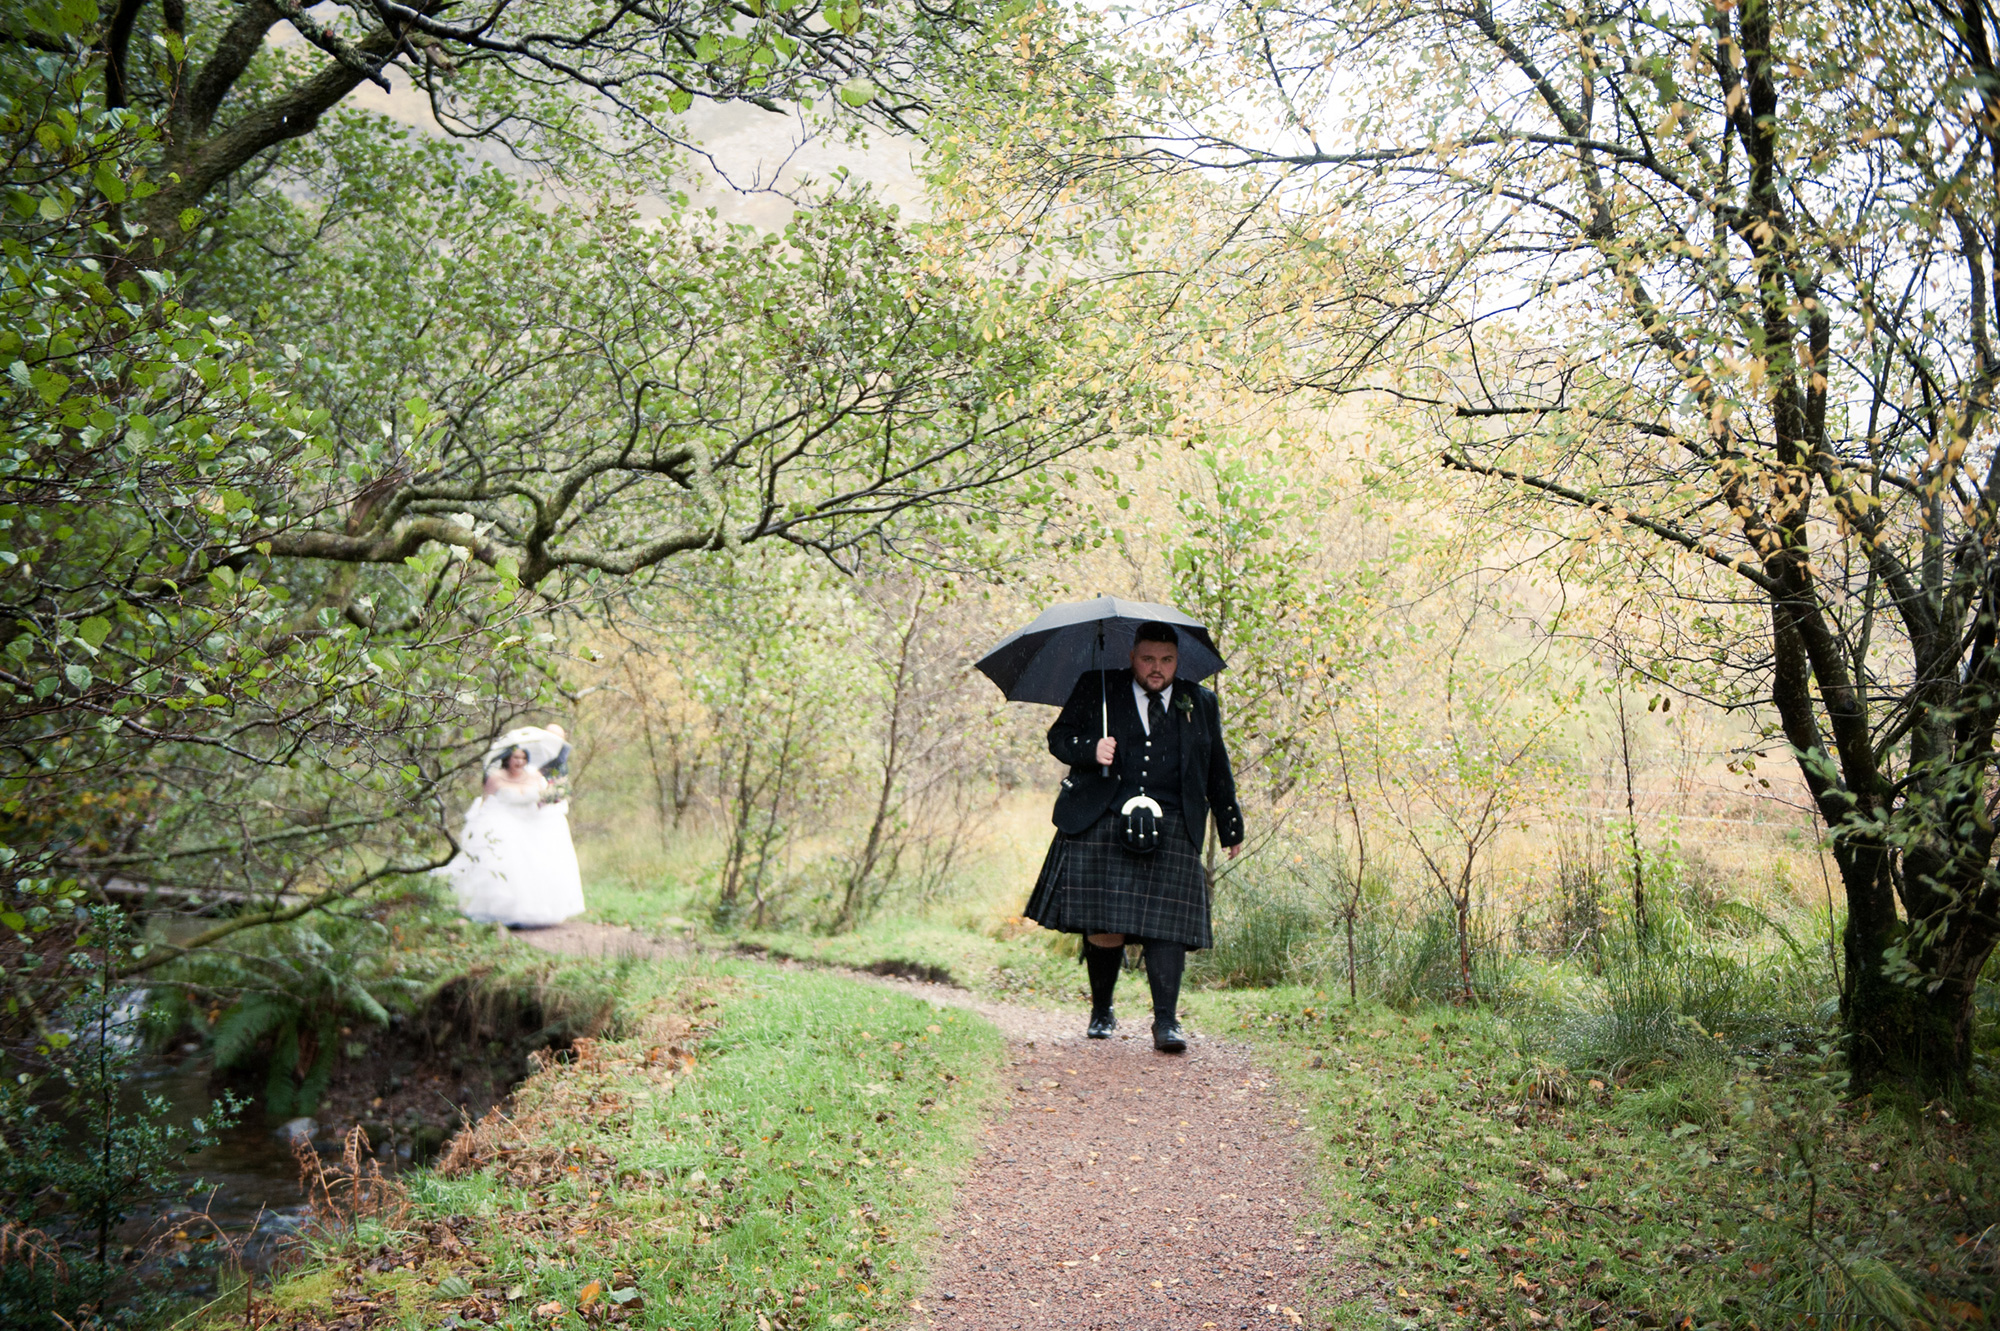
576,866,709,935
1206,987,2000,1331
578,850,1089,1008
242,955,1007,1330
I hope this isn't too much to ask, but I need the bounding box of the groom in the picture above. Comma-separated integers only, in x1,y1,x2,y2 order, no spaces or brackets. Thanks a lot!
1026,621,1245,1051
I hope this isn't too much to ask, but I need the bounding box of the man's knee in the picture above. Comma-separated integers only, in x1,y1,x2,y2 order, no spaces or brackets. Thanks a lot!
1087,932,1125,948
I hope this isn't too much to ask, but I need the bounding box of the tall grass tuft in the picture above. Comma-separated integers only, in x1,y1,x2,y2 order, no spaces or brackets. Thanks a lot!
1190,858,1326,988
1530,926,1828,1095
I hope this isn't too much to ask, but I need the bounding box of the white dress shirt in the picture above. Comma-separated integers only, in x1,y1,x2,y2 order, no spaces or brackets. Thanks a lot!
1132,679,1173,735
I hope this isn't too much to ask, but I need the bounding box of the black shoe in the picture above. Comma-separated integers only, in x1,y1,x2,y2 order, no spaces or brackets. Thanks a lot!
1087,1009,1117,1039
1152,1020,1187,1053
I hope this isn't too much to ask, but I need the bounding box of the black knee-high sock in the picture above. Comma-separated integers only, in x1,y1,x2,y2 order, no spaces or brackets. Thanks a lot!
1085,943,1123,1016
1142,940,1187,1023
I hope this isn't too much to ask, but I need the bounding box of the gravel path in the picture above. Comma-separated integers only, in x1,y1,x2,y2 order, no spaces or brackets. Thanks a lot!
910,1028,1355,1331
514,923,1363,1328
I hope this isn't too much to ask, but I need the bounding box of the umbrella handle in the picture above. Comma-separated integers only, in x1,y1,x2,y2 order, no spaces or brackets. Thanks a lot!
1099,624,1111,778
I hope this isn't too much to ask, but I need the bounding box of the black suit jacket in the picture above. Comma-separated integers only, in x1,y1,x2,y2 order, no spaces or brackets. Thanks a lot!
1046,668,1245,849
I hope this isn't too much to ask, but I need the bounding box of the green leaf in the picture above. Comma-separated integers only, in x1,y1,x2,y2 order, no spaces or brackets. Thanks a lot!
63,663,91,690
77,616,111,649
668,88,694,114
838,79,879,107
32,369,70,405
0,911,25,932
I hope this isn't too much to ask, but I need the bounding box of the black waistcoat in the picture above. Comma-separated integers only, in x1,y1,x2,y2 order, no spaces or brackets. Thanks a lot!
1119,692,1184,818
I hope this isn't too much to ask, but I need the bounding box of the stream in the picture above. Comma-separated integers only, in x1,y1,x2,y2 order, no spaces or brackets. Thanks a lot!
121,1042,382,1282
108,1028,469,1289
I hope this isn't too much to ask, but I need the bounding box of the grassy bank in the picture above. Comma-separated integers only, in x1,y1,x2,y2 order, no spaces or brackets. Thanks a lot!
735,920,1086,1006
576,844,1088,1008
235,955,1006,1331
1196,986,1999,1330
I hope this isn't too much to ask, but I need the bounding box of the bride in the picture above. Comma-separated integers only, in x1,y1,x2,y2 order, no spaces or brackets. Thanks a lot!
440,731,585,927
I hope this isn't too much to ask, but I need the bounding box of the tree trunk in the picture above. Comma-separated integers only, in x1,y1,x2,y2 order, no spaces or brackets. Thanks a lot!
839,594,920,932
1843,945,1986,1094
716,739,758,923
1832,834,1998,1093
1614,683,1648,947
1332,725,1368,1004
624,659,672,849
746,695,800,929
1454,873,1475,1006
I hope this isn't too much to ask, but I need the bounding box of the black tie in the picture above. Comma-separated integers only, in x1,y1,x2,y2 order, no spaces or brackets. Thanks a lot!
1146,688,1166,733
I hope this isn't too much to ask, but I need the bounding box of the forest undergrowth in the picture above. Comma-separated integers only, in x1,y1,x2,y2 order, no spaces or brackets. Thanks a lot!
1221,987,1999,1331
213,957,1004,1331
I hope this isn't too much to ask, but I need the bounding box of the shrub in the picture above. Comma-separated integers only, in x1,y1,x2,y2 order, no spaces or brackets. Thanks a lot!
147,915,423,1120
1191,858,1329,988
1536,933,1828,1083
0,911,236,1329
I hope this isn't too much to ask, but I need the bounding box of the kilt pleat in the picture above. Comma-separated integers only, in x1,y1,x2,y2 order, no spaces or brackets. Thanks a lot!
1023,815,1211,950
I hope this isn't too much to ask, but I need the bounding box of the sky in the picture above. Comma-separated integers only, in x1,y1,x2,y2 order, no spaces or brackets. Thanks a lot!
339,58,926,230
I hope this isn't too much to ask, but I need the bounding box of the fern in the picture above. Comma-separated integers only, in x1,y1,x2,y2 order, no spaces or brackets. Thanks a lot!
211,993,289,1070
148,914,427,1117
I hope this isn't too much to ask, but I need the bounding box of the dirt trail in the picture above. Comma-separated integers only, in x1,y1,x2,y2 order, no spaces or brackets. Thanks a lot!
516,923,1365,1329
508,919,693,961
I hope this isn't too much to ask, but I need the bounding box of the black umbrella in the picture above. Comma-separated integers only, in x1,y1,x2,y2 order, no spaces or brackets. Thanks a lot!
975,595,1226,773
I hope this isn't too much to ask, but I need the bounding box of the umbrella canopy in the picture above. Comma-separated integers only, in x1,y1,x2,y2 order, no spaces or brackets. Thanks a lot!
975,595,1225,706
483,725,570,773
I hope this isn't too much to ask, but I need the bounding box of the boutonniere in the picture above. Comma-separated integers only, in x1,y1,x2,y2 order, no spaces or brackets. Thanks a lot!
1174,692,1195,721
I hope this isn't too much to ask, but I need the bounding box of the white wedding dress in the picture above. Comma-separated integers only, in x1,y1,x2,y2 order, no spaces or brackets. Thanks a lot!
440,783,586,926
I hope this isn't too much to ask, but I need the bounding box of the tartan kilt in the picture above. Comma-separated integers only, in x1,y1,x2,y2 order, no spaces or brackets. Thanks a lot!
1022,814,1211,950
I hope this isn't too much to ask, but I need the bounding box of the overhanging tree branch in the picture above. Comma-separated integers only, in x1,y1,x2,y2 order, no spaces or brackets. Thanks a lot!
1439,451,1785,595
